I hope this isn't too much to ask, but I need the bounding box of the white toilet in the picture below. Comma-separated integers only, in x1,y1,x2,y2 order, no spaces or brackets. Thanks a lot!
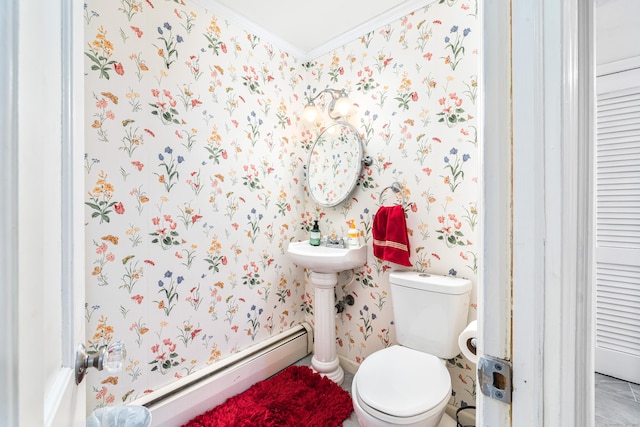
352,271,472,427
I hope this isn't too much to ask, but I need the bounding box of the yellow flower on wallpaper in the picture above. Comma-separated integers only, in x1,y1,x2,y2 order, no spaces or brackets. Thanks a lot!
86,26,117,79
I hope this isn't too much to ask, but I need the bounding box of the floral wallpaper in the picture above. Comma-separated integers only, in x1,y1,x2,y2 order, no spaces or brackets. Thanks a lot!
83,0,479,414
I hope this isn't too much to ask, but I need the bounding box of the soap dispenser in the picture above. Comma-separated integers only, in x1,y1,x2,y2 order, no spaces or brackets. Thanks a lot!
310,220,321,246
347,219,360,248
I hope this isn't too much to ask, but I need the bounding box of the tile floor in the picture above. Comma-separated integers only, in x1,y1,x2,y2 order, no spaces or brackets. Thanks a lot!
595,373,640,427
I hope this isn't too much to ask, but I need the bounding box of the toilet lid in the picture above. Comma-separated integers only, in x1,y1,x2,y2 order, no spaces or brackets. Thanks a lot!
355,346,451,418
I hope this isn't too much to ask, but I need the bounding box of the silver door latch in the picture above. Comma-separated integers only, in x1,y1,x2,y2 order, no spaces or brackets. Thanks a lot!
478,355,512,404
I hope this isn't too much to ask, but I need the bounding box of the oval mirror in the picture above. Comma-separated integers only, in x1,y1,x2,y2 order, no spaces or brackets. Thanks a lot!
307,122,363,207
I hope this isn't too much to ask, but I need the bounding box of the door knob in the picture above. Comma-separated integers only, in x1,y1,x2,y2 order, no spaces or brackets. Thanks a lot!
75,341,126,385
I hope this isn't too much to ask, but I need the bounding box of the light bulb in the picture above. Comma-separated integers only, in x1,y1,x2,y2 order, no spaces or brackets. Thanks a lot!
302,104,322,123
332,95,352,117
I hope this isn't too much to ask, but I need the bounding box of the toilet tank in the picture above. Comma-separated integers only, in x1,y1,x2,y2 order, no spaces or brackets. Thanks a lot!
389,271,472,359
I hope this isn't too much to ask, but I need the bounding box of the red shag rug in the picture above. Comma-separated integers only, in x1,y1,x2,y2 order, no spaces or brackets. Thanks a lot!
182,365,354,427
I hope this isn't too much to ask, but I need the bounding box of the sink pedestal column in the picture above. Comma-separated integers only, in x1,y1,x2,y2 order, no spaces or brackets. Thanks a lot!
309,271,344,385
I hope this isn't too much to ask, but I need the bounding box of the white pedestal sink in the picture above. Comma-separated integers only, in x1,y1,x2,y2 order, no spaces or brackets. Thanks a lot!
287,240,367,384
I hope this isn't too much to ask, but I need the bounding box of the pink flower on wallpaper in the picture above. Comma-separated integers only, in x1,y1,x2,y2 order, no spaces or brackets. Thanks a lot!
96,387,107,399
114,202,125,214
130,26,143,38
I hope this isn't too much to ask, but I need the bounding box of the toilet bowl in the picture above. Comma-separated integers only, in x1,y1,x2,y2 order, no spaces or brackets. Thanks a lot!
351,271,473,427
351,346,454,427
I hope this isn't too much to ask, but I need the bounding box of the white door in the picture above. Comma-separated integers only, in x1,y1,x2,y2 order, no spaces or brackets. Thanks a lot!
0,0,86,425
595,65,640,384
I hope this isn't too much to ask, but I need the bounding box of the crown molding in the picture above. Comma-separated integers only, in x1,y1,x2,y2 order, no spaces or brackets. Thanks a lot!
192,0,434,62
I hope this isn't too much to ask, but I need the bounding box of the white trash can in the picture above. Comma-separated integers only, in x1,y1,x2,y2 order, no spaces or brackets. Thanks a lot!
86,405,152,427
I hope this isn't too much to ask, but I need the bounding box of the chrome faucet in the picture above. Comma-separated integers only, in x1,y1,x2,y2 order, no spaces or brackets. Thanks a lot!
324,236,346,248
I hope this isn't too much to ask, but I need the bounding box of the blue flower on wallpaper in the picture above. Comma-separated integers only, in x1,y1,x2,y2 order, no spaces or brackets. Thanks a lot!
163,22,172,31
449,268,457,276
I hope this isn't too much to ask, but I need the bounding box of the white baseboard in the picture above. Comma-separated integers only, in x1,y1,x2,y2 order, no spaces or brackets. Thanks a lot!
446,403,476,426
338,354,360,375
131,323,312,427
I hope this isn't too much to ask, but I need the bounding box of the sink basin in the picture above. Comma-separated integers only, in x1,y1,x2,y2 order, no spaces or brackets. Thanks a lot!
287,240,367,273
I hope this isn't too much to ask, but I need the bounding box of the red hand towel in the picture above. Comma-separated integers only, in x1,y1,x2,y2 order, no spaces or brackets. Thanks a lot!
372,205,412,266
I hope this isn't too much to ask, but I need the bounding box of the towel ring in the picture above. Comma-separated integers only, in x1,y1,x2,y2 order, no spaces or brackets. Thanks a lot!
379,182,406,205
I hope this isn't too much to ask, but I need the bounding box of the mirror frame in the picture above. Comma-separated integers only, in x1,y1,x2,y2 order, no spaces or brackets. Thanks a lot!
306,121,363,207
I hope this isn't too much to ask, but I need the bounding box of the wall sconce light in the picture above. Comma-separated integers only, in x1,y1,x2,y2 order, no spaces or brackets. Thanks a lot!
302,88,354,124
75,341,126,384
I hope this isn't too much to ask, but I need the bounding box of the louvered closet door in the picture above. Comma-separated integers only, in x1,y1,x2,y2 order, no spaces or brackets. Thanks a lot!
595,66,640,384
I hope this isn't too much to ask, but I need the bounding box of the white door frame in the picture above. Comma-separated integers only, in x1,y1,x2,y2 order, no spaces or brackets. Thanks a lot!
481,0,594,425
0,0,86,425
0,0,20,421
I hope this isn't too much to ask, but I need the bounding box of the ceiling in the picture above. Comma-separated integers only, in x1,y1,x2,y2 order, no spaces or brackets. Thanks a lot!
192,0,433,61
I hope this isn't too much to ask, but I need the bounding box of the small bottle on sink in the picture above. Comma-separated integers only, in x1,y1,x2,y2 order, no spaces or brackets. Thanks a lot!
310,220,321,246
347,219,360,248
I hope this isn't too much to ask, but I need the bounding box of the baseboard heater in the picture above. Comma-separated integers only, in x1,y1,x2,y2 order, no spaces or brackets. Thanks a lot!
129,322,313,427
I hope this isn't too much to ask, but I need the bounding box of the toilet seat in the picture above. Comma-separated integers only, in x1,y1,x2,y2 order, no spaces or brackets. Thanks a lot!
355,346,451,423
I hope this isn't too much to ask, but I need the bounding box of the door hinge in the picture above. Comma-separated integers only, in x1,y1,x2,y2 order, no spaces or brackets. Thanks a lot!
478,355,512,404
